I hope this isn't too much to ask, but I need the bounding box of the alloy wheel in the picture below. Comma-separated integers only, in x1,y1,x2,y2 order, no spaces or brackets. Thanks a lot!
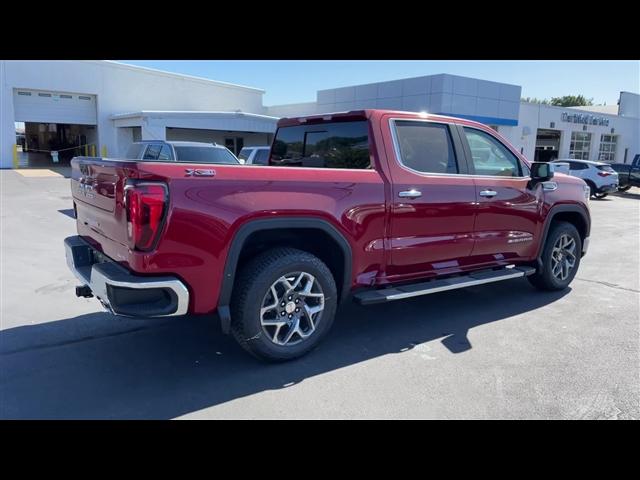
551,234,577,281
259,272,325,346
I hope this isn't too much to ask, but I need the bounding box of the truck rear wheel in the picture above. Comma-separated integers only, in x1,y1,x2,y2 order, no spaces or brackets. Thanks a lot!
230,247,338,362
528,221,582,291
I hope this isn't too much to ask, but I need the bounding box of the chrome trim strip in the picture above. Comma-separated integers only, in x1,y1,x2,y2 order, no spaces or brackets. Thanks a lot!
388,117,530,180
90,268,190,317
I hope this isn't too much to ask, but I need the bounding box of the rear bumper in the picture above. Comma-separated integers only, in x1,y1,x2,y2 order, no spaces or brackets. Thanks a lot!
596,183,618,194
64,236,189,317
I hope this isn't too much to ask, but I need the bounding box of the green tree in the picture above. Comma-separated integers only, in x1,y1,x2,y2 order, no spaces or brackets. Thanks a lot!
521,97,550,104
549,95,594,107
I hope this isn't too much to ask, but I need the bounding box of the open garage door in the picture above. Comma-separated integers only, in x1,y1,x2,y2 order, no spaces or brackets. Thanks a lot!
13,89,98,167
13,89,97,125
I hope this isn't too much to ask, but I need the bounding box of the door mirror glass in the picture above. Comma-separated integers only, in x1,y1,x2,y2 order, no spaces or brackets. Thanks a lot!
530,162,554,184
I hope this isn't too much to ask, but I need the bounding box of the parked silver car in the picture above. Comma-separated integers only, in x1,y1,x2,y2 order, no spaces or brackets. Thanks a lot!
124,141,240,164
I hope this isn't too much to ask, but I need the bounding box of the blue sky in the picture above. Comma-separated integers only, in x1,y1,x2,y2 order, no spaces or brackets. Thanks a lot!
118,60,639,107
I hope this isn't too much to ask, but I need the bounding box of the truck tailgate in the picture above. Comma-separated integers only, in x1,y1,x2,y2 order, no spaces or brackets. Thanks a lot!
71,157,139,250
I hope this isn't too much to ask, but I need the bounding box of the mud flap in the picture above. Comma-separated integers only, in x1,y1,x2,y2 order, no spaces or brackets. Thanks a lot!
218,305,231,334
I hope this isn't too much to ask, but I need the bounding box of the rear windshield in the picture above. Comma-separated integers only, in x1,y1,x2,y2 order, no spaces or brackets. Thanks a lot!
174,146,239,164
596,164,615,172
238,148,252,161
126,143,145,159
270,120,371,169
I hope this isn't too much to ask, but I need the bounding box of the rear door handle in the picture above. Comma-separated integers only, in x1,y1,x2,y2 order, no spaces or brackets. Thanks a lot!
479,189,497,198
398,189,422,199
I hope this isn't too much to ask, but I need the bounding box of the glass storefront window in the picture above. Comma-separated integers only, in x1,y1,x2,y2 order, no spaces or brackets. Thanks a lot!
598,134,617,162
569,132,591,160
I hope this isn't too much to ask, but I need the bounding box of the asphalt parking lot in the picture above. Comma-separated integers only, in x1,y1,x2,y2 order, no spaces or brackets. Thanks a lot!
1,168,638,419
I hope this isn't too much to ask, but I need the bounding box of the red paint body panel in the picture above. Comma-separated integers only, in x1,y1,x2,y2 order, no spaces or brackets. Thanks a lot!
70,109,590,315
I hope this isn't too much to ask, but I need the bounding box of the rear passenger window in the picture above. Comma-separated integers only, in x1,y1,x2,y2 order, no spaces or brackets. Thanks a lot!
142,144,161,161
463,127,522,177
270,121,370,169
394,121,458,174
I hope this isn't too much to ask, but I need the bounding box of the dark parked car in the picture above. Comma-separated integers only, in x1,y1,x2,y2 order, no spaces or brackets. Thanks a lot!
610,154,640,191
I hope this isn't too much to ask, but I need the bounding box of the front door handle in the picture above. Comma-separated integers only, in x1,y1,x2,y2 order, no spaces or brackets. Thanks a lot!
479,189,497,198
398,189,422,199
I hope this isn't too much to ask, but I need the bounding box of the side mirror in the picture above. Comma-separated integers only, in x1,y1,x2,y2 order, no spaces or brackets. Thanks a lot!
529,162,554,187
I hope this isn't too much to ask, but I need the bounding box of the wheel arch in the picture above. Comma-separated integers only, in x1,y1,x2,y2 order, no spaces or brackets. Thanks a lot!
217,217,353,334
535,204,590,272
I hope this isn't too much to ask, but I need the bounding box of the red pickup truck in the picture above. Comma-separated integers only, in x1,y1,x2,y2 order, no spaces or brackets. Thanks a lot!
65,109,591,361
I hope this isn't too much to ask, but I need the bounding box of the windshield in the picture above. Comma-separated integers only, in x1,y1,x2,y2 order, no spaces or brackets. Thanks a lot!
238,148,252,161
173,146,239,164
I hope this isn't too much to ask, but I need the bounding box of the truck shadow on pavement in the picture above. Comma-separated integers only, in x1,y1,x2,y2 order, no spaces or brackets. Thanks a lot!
0,280,569,419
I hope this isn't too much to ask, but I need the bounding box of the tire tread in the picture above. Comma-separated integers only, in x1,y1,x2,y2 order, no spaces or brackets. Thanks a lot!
230,247,336,361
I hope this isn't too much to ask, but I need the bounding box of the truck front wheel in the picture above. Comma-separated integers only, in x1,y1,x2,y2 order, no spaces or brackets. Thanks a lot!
230,247,338,362
528,221,582,291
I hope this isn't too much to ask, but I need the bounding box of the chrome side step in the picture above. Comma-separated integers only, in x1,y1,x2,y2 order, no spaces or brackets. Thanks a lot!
353,266,536,306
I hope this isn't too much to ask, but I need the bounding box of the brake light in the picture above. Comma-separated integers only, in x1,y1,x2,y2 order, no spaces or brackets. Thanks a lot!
125,183,168,251
597,171,612,177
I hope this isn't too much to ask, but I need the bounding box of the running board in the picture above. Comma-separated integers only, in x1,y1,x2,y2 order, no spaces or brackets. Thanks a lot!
354,266,536,306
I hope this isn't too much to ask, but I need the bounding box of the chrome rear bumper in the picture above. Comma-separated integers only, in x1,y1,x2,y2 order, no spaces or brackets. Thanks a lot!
64,236,189,317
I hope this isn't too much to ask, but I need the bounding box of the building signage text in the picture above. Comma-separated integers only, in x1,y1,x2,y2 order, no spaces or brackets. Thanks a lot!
561,112,610,127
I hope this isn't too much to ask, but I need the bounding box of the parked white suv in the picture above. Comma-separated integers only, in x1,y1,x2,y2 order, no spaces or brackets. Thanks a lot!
238,146,271,165
552,159,619,199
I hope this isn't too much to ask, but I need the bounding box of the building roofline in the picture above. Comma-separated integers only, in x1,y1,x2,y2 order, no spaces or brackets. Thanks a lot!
315,72,521,93
520,100,627,119
109,110,279,121
92,61,266,94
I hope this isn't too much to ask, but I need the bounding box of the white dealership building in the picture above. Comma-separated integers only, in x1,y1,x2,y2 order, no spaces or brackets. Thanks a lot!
1,60,638,169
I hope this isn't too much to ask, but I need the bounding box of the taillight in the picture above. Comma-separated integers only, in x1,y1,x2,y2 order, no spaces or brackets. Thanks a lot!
597,171,612,177
125,183,168,251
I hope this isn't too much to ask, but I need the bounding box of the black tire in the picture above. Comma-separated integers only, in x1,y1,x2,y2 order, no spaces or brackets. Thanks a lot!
528,221,582,291
230,247,338,362
618,185,632,192
592,192,608,199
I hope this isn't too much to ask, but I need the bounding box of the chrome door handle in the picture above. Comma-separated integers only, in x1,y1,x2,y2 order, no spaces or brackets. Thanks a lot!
398,189,422,199
479,189,497,198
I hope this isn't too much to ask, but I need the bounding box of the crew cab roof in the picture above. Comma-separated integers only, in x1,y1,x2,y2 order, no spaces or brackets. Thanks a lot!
276,109,483,128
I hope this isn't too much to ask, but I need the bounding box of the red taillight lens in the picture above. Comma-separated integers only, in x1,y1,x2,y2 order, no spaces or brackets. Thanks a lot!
597,171,612,177
125,183,167,251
